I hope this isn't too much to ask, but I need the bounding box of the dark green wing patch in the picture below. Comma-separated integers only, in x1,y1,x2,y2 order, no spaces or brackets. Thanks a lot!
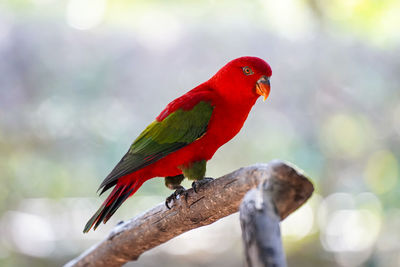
98,101,214,194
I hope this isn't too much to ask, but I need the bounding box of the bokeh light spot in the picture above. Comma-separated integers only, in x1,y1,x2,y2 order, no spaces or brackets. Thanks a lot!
364,150,398,194
3,211,55,257
319,113,371,159
281,194,322,241
318,192,382,261
133,9,182,52
66,0,107,30
322,209,380,252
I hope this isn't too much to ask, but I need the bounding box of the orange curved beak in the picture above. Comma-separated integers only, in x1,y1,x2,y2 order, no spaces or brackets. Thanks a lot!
256,75,271,101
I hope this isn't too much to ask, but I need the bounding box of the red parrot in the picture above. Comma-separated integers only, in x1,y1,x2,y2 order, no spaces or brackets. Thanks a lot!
84,56,272,232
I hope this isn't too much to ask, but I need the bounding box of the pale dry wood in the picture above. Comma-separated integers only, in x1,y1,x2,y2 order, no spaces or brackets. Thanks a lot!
241,189,286,267
65,160,314,267
240,177,297,267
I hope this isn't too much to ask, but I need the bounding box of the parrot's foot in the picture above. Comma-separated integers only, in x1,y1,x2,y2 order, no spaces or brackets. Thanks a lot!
192,177,214,193
165,186,188,209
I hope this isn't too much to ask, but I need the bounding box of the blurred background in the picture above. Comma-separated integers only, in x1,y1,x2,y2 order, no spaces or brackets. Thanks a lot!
1,0,400,266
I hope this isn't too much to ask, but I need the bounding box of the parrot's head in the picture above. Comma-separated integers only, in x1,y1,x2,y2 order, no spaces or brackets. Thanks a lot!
211,56,272,102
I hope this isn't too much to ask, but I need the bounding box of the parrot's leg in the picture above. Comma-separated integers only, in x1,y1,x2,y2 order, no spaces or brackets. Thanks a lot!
179,159,213,193
166,160,209,209
165,174,187,209
165,174,185,190
179,160,207,180
192,177,214,193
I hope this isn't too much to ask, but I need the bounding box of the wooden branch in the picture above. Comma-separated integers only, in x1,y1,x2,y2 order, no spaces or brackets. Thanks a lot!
240,179,291,267
65,160,314,267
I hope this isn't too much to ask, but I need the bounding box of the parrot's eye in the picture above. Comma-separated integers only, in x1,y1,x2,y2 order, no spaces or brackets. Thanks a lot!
242,66,254,76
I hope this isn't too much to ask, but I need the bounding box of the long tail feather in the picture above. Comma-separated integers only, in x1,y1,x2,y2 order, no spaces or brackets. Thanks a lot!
83,179,144,233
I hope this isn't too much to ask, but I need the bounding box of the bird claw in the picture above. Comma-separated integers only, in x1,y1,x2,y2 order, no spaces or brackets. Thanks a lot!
165,186,188,209
192,177,214,193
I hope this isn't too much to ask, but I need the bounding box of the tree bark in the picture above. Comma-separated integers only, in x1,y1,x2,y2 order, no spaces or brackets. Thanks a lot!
65,160,314,267
240,179,292,267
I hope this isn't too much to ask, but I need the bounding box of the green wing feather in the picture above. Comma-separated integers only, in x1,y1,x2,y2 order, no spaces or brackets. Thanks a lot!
98,101,214,194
